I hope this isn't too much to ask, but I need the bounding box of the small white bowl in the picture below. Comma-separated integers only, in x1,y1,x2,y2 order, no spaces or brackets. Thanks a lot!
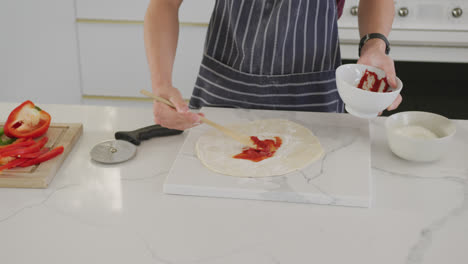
385,111,456,162
336,64,403,119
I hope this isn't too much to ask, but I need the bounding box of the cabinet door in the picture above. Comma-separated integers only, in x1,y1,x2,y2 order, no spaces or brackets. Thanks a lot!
0,0,81,104
76,0,149,21
173,26,208,97
78,22,207,99
76,0,214,23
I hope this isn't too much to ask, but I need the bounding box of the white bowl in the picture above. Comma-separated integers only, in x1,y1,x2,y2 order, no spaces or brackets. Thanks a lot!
385,111,456,162
336,64,403,119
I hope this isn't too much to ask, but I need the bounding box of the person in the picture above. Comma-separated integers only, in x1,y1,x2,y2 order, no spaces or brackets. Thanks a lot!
144,0,402,130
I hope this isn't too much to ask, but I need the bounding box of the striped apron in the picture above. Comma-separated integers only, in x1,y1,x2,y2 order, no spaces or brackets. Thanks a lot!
189,0,344,113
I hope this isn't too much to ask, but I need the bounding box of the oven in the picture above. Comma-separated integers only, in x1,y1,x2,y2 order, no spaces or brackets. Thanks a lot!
338,0,468,119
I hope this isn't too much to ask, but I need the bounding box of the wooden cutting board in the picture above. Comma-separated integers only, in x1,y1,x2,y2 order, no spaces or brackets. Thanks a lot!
0,123,83,188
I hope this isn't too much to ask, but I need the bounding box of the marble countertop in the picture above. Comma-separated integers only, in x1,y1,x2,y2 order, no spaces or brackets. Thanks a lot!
0,102,467,264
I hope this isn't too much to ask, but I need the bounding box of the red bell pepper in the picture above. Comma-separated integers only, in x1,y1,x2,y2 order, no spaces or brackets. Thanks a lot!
0,145,40,159
19,147,49,159
0,138,35,154
0,138,27,149
19,146,64,168
10,138,27,144
0,158,27,172
0,156,16,166
0,127,16,146
31,136,48,150
3,100,51,139
0,137,47,158
357,70,391,93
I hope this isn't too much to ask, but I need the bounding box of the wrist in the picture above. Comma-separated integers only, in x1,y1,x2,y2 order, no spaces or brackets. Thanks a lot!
358,33,390,57
151,79,173,93
360,38,386,56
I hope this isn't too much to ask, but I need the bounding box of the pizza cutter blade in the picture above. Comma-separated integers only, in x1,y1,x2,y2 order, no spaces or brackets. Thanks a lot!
90,125,184,164
90,140,137,164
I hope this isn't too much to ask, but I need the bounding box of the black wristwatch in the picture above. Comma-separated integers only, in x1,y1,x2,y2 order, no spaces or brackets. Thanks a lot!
358,33,391,57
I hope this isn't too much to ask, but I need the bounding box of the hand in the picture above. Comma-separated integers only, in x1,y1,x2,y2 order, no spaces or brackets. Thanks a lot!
357,39,402,112
152,85,202,130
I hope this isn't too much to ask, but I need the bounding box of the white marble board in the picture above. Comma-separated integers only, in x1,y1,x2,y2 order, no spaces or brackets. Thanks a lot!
164,107,371,207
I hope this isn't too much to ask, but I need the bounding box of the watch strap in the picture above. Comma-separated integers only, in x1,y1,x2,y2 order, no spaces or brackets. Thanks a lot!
359,33,391,57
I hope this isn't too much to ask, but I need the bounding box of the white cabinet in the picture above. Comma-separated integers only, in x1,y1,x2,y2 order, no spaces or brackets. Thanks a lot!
0,0,81,104
173,26,208,97
76,0,150,21
179,0,216,23
76,0,215,23
76,0,213,100
78,22,207,99
78,23,150,98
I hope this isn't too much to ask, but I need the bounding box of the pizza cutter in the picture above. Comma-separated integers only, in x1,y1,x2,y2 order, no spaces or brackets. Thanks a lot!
90,125,183,164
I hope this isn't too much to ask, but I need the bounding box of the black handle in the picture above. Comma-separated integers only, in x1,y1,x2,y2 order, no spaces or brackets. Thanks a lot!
115,125,183,145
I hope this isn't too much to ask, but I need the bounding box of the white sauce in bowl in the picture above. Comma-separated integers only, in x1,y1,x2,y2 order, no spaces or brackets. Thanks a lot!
394,125,439,139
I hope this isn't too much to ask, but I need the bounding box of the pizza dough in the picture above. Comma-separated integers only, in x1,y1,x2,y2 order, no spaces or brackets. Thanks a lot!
196,119,323,177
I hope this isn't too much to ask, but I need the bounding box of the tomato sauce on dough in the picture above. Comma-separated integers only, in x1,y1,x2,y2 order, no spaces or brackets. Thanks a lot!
233,136,282,162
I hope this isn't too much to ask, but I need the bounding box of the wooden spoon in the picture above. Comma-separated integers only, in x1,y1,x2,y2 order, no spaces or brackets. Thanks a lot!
140,90,256,148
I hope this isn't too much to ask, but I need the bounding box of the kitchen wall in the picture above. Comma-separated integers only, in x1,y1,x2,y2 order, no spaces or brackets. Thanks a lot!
1,0,467,109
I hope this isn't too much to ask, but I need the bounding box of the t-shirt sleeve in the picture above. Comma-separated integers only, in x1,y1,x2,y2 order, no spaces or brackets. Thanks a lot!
336,0,345,19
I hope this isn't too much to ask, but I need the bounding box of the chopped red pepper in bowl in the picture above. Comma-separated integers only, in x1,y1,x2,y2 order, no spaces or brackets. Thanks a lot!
357,69,391,93
336,64,403,118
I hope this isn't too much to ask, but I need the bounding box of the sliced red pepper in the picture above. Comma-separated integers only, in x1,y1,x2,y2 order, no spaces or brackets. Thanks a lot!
19,147,50,159
0,145,40,159
10,138,27,145
32,136,48,149
3,100,51,139
357,70,392,93
0,137,27,149
0,156,16,166
19,146,64,168
0,137,47,158
0,138,35,154
0,127,16,146
0,158,27,172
